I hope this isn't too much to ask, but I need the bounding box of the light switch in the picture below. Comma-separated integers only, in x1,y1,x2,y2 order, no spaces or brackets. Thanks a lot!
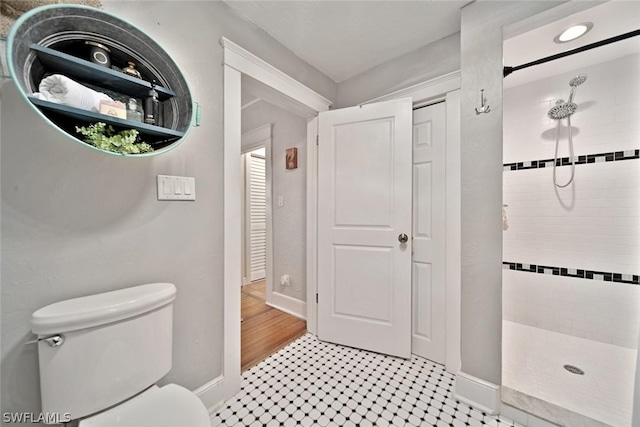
278,196,284,207
157,175,196,201
183,177,195,196
174,179,183,195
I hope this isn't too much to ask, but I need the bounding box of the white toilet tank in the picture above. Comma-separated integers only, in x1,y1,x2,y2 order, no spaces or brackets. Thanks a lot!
31,283,177,422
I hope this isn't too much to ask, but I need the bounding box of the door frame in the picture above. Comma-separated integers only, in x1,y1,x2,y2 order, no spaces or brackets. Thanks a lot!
207,37,331,410
306,70,462,374
214,35,461,412
241,124,272,290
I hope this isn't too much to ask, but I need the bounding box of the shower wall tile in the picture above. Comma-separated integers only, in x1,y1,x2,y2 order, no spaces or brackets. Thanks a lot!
503,53,640,349
504,53,640,164
503,161,639,274
503,270,640,349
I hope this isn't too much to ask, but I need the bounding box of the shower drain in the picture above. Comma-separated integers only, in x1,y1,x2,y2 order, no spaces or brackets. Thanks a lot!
564,364,585,375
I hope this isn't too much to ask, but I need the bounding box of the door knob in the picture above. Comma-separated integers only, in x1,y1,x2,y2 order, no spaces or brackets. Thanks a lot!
398,233,409,243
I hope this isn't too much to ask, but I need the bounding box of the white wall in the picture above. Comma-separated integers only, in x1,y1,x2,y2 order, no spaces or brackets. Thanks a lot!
1,1,335,422
502,54,640,349
242,101,307,303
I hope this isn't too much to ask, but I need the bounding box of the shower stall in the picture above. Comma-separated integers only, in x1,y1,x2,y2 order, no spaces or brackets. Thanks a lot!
502,3,640,426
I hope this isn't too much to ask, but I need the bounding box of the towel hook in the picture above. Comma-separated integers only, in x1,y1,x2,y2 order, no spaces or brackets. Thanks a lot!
475,89,491,115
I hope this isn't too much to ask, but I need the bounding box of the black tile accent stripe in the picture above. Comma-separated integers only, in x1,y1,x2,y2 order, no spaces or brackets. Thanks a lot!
503,261,639,285
503,149,639,171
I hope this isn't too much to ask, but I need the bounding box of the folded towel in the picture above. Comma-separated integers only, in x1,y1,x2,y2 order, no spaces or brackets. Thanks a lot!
34,74,112,112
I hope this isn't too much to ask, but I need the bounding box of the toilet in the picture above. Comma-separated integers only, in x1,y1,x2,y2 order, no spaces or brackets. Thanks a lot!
31,283,210,426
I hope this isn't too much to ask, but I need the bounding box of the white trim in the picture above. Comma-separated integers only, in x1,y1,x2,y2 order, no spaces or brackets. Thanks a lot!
363,70,461,106
454,372,501,415
242,125,273,305
241,97,262,111
222,38,329,405
503,1,603,40
241,154,248,286
221,38,332,115
305,117,319,335
266,292,307,320
193,375,226,415
241,123,271,151
335,72,461,375
444,89,461,375
222,63,242,400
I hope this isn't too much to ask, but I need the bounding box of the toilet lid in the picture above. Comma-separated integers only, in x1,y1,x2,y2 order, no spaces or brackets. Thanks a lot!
79,384,210,427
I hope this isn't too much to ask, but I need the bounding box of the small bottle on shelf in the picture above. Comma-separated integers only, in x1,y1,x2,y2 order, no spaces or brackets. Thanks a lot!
144,81,159,125
126,98,143,122
122,61,142,79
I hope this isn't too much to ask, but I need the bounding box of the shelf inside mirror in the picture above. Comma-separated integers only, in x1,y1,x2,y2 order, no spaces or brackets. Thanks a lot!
29,97,185,143
30,44,176,101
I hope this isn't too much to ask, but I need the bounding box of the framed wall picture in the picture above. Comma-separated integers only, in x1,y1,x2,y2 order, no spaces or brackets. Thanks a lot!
286,147,298,170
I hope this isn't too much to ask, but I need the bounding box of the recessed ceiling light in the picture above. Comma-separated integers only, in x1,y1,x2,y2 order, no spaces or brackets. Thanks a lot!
554,22,593,43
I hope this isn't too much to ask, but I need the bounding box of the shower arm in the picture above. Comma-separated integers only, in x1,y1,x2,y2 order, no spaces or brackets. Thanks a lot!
504,28,640,78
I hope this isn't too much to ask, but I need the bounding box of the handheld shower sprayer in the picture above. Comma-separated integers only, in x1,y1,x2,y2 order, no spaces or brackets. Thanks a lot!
568,75,587,103
548,75,587,188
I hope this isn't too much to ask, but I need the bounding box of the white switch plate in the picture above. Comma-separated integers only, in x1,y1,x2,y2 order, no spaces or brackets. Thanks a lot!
157,175,196,201
278,196,284,207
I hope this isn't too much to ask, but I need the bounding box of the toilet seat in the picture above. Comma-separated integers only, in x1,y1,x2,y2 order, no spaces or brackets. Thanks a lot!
79,384,210,427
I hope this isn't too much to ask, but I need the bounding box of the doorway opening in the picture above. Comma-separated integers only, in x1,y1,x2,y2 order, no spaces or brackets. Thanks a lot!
221,39,461,404
240,89,309,372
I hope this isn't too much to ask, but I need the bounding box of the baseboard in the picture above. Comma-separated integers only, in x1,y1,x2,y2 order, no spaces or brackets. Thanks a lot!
192,375,227,415
267,291,307,320
453,372,500,415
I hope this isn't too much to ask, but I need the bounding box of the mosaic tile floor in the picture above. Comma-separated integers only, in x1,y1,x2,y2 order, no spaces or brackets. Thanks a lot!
211,334,515,427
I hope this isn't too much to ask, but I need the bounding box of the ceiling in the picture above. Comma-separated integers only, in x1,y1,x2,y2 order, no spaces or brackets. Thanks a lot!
504,1,640,89
223,1,466,83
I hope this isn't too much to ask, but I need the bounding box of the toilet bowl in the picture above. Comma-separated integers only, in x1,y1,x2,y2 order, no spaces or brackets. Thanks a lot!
31,283,210,426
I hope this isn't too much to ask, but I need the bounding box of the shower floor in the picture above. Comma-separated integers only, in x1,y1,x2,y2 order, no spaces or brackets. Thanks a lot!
502,321,637,427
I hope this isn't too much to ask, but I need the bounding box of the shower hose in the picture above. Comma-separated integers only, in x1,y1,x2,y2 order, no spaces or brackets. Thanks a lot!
553,115,575,188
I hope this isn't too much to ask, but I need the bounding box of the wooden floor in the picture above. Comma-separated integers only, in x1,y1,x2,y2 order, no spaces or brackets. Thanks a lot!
241,280,307,372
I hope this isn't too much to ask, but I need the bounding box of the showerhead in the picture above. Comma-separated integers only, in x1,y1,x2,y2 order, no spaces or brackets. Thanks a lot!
548,100,578,120
569,75,587,87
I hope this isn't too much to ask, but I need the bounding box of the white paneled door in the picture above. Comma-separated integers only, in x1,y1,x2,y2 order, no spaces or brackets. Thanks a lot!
411,103,446,364
317,98,413,358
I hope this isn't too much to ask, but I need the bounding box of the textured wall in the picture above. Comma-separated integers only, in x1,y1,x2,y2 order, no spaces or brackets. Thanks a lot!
459,1,564,385
242,101,308,303
502,54,640,348
335,32,460,108
0,1,335,423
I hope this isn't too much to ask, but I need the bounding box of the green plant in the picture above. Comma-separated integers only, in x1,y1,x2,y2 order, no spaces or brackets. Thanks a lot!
75,122,154,154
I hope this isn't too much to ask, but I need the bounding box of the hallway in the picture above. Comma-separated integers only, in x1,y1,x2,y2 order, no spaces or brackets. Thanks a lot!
214,334,515,427
241,280,307,371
